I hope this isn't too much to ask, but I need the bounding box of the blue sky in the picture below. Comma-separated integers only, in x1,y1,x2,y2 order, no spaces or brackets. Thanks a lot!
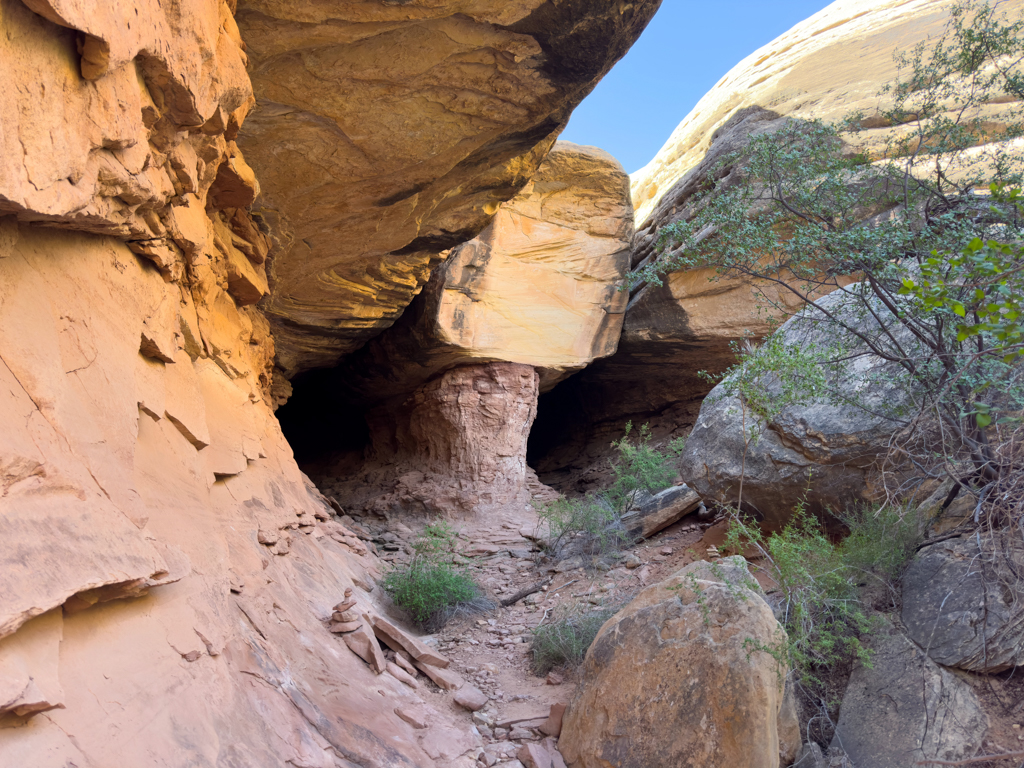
560,1,832,174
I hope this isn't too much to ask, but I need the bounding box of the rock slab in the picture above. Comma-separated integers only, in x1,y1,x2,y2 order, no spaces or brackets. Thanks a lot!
831,617,989,767
622,484,702,539
902,535,1024,673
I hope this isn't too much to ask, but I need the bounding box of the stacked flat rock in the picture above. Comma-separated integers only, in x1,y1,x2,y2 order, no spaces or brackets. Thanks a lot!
328,589,361,633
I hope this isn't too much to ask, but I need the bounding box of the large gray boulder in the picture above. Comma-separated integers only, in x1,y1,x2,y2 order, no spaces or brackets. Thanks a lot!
831,617,988,767
902,534,1024,673
679,287,913,528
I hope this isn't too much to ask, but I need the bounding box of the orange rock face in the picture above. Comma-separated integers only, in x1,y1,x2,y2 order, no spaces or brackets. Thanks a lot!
234,1,661,376
0,0,661,760
0,0,546,763
336,141,634,405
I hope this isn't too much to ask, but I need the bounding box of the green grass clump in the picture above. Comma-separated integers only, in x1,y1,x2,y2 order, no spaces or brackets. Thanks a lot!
837,503,921,584
530,605,616,674
536,422,685,558
380,522,481,631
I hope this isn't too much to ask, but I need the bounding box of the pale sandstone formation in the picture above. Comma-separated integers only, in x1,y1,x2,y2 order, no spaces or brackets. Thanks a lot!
623,0,1024,383
632,0,1024,224
234,0,661,376
533,0,1024,494
0,0,267,296
339,141,634,402
529,110,802,493
559,558,791,768
298,143,633,519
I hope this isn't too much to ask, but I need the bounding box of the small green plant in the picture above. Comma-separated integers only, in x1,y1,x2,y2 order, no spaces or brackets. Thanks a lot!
723,509,874,719
530,604,617,674
719,503,922,743
838,503,922,585
536,423,685,558
536,495,627,558
380,522,482,631
607,422,686,514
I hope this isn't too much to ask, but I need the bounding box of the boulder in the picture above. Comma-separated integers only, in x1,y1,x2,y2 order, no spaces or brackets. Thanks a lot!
234,1,661,376
559,558,790,768
831,617,988,767
679,287,913,528
453,685,489,712
902,534,1024,673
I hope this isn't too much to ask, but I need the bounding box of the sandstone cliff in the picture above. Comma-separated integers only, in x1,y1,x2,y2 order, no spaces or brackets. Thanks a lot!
0,0,656,765
288,142,634,519
235,0,661,377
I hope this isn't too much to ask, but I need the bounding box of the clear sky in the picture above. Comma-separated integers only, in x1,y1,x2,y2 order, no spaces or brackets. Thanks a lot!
560,1,833,174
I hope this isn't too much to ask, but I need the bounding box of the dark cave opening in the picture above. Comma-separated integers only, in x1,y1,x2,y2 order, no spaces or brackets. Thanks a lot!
275,367,371,472
526,377,590,473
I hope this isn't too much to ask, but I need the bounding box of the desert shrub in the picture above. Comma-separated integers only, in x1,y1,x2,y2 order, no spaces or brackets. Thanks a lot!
635,0,1024,539
838,503,922,585
530,604,617,674
606,422,686,513
380,522,482,630
536,423,685,558
536,495,628,558
722,502,923,745
725,510,868,743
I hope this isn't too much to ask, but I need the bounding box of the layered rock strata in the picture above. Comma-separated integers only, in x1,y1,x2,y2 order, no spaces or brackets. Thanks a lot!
290,142,634,517
339,141,634,401
234,0,662,377
1,217,484,767
0,0,518,764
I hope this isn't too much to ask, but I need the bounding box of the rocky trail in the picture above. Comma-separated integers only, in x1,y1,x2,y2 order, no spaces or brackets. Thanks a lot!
324,489,729,767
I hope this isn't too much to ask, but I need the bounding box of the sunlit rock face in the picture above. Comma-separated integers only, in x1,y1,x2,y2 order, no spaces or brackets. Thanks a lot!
234,0,662,377
337,141,634,405
0,1,485,765
631,0,1024,226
